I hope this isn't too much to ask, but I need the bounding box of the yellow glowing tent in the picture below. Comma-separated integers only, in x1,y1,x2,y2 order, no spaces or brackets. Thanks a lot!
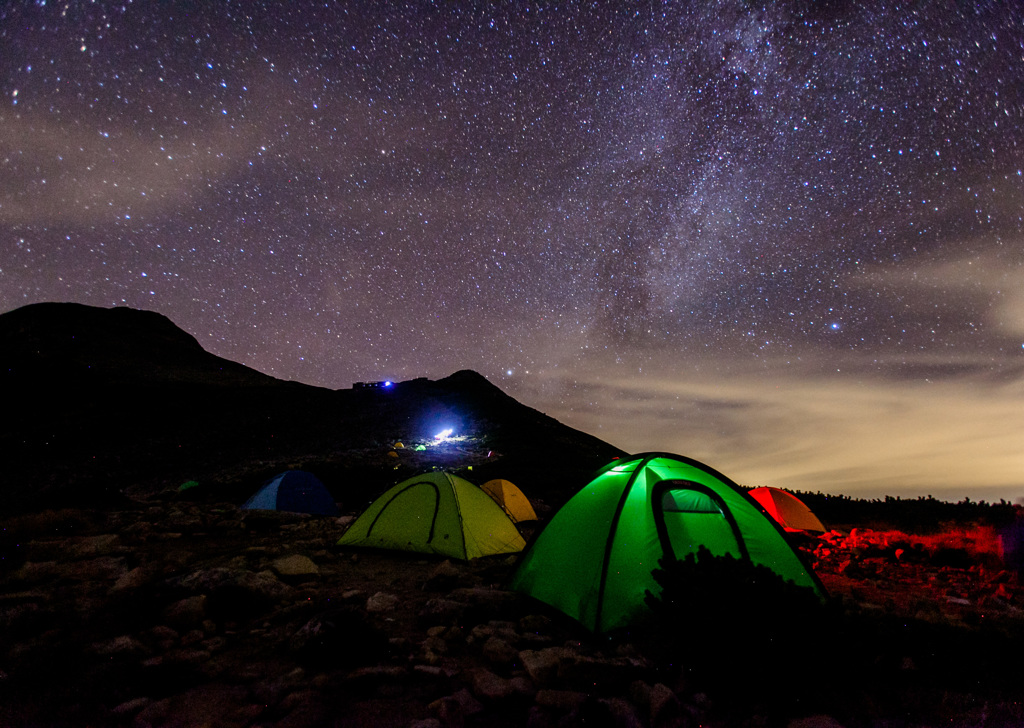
480,479,538,523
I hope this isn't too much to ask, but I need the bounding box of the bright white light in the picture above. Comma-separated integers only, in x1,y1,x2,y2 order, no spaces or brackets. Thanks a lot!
434,428,453,441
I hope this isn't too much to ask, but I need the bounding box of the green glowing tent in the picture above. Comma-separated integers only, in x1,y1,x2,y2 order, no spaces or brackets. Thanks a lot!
509,453,825,632
337,471,525,560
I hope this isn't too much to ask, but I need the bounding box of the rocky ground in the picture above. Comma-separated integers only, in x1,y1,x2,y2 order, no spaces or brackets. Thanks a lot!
2,493,1024,728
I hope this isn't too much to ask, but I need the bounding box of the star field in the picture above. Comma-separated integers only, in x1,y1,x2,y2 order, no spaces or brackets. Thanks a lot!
2,1,1023,499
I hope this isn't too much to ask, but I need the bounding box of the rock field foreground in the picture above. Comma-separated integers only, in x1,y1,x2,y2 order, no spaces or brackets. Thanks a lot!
3,494,1024,728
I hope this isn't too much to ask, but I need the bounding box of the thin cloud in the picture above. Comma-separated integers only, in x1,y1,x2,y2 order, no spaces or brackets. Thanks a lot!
521,359,1024,501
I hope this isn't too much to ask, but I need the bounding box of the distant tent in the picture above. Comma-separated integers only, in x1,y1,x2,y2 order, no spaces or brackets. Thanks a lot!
509,453,825,633
337,471,525,560
748,487,826,533
241,471,339,516
480,479,538,523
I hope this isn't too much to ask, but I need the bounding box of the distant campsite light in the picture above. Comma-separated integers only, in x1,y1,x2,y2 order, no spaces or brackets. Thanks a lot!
435,428,454,442
354,380,395,390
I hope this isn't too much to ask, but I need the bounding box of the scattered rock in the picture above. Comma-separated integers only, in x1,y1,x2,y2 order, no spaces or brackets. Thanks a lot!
597,696,646,728
164,647,212,668
275,689,327,728
557,653,650,689
0,600,42,630
252,666,308,707
133,696,172,727
648,683,682,728
788,716,847,728
172,567,295,617
449,586,520,621
520,647,570,687
345,665,408,682
520,613,553,634
481,635,519,668
419,633,448,664
132,684,250,728
271,554,320,580
470,667,516,701
71,534,124,558
366,591,399,613
429,688,484,724
535,688,589,713
11,561,59,583
70,555,128,582
110,696,150,717
162,595,207,630
417,597,467,625
422,559,465,591
526,704,558,728
144,624,180,649
91,634,147,657
109,564,159,595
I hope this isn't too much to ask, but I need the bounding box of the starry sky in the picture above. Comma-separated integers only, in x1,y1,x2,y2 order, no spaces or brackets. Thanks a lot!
2,1,1023,502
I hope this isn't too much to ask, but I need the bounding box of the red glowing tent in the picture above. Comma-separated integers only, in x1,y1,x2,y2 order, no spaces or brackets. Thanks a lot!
748,487,826,534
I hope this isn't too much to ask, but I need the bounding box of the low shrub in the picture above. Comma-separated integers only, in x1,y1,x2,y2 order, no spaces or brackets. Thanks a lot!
638,546,834,709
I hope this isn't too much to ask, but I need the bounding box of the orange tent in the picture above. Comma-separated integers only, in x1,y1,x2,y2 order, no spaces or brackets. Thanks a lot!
480,479,538,523
748,487,826,533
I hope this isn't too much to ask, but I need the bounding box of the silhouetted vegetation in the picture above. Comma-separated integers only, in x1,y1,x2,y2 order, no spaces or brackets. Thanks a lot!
639,547,833,712
773,491,1019,533
639,545,1024,724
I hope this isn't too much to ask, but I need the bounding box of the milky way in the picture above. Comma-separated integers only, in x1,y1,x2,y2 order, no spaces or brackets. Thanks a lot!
2,2,1023,499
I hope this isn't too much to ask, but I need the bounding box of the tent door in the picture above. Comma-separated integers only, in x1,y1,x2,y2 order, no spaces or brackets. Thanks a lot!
652,480,749,562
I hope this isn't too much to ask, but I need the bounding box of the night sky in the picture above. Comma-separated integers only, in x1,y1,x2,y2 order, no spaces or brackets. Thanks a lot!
2,2,1023,501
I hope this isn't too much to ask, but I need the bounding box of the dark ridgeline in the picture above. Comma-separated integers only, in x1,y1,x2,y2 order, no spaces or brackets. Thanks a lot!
0,302,624,516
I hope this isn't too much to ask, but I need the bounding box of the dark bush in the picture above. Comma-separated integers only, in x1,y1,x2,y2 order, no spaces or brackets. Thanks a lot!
290,606,389,667
930,546,973,569
639,546,834,709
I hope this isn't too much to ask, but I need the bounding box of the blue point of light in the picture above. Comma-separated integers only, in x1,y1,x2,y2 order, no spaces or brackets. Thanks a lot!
383,380,393,387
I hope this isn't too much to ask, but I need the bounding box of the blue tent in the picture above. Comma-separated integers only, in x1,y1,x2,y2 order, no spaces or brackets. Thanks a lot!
242,470,339,516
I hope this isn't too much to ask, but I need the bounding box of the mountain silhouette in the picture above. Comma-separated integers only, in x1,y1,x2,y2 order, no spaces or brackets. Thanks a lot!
0,302,623,515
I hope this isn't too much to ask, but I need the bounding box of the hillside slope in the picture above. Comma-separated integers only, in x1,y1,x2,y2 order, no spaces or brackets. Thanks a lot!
0,302,623,515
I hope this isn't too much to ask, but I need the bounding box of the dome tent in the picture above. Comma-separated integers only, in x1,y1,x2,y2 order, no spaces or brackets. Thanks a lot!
480,478,538,523
748,486,827,533
241,470,339,516
337,471,525,560
509,453,825,633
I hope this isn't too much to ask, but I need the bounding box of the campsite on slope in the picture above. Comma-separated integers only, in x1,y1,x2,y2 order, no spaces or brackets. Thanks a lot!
2,301,1023,727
